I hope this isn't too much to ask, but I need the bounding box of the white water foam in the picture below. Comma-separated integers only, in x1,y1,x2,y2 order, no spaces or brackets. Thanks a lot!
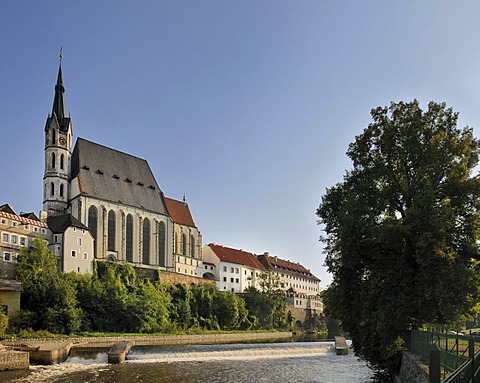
10,353,109,383
128,343,333,363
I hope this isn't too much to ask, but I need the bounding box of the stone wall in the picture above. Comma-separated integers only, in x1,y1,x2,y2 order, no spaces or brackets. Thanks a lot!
0,349,29,370
395,351,429,383
0,261,16,280
158,270,214,286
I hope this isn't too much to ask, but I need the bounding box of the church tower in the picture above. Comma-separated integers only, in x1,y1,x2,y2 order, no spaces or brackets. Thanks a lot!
43,54,73,217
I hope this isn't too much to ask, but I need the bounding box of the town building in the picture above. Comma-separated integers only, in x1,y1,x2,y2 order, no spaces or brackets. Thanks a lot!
47,214,94,274
202,243,265,293
0,204,50,320
164,196,203,277
257,252,323,313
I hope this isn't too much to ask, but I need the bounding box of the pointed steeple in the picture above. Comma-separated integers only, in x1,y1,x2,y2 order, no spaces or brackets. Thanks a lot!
52,52,67,126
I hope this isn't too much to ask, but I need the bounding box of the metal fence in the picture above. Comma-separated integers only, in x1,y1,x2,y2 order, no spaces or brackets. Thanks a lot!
408,328,480,383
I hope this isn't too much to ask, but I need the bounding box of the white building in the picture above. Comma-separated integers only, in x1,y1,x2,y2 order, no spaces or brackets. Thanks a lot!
202,243,265,293
257,252,322,312
48,214,94,274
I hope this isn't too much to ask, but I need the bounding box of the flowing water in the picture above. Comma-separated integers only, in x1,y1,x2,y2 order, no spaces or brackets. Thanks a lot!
1,341,375,383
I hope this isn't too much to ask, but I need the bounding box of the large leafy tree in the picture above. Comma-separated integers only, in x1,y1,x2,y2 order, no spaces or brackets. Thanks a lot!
15,237,81,334
317,100,480,372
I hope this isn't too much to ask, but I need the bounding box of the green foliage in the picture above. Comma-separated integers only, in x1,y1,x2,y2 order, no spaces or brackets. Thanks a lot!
244,271,288,330
0,300,8,335
317,100,480,373
16,255,290,335
15,237,81,334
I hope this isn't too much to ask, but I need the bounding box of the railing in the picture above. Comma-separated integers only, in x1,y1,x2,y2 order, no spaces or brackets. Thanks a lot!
408,328,480,383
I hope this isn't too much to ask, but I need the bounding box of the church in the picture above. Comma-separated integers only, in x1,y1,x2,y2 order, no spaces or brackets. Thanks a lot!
43,57,202,274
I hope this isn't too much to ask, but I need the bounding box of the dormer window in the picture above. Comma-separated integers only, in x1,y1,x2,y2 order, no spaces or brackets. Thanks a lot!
81,165,90,170
125,178,132,183
112,174,120,179
137,182,144,186
95,169,104,175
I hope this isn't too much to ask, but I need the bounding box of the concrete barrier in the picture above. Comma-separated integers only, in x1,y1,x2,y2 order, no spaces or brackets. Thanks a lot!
0,347,29,370
26,341,73,365
108,341,134,364
334,336,348,355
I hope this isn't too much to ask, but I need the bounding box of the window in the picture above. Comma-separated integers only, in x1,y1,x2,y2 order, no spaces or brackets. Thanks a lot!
235,278,239,283
12,222,17,228
50,182,55,196
230,278,234,283
34,227,38,232
3,252,12,261
223,266,227,272
235,268,239,274
20,237,26,246
126,214,134,263
51,129,56,144
41,229,46,235
205,265,208,269
51,152,56,168
190,235,195,257
60,154,64,170
88,206,98,240
77,237,82,246
0,219,6,225
2,233,8,242
182,234,187,256
223,277,227,282
83,252,88,260
142,218,150,265
107,210,116,251
230,267,234,273
60,183,64,198
71,250,76,257
158,222,166,267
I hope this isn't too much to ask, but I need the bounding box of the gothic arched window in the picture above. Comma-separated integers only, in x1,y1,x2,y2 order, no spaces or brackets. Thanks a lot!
126,214,134,263
51,152,56,169
142,218,150,264
190,235,195,258
51,129,56,145
158,222,166,267
60,154,64,170
59,184,64,198
88,206,98,239
50,182,55,196
182,234,187,256
107,210,116,251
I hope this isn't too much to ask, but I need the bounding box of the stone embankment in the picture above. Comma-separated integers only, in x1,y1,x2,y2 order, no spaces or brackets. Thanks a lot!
1,331,293,368
0,344,29,371
395,352,429,383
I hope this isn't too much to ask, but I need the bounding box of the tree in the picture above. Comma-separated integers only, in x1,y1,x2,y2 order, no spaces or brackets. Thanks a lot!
244,270,287,329
15,237,81,334
317,100,480,373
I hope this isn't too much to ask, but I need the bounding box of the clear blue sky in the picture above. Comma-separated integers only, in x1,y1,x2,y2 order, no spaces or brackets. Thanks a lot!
2,1,480,286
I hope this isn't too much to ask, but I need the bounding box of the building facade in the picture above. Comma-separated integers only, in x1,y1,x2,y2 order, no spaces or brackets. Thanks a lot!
164,197,203,277
42,59,176,272
202,243,265,293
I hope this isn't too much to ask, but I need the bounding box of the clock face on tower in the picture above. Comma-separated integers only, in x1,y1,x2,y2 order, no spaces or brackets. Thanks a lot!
59,137,66,145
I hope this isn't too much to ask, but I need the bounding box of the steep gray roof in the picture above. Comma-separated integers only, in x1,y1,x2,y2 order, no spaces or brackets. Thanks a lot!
48,214,89,233
71,138,168,215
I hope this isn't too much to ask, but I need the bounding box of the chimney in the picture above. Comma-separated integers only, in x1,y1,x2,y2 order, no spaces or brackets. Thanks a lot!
40,210,48,222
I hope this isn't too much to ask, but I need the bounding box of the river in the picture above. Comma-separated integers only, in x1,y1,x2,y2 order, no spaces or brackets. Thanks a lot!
1,341,375,382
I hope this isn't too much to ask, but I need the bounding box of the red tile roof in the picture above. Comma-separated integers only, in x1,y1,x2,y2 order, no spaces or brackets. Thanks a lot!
257,253,320,281
164,197,196,228
207,243,265,270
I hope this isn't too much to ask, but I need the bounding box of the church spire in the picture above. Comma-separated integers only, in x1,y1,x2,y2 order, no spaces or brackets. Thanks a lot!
52,50,67,127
